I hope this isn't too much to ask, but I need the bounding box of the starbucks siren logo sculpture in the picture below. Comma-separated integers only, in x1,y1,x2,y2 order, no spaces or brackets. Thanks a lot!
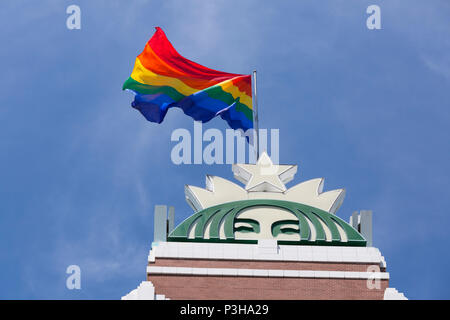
169,152,366,246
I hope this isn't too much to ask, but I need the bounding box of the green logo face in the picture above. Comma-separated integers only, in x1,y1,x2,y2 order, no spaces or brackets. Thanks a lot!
168,200,366,246
234,206,300,241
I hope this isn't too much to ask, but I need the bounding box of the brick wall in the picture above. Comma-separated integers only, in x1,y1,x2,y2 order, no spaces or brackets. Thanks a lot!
148,274,388,300
148,258,388,300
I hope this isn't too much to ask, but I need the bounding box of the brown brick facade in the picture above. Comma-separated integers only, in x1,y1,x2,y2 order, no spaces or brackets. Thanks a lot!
148,258,388,300
148,275,388,300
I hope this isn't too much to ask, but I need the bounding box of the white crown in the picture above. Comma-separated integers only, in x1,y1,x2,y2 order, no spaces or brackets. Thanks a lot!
185,152,345,214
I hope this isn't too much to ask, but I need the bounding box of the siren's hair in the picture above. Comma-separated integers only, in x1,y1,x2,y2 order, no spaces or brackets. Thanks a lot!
168,200,366,246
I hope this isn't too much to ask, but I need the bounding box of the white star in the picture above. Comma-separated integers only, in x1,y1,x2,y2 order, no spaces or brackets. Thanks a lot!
232,152,297,192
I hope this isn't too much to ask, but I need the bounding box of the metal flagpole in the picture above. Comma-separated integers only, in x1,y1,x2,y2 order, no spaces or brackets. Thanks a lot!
252,70,260,162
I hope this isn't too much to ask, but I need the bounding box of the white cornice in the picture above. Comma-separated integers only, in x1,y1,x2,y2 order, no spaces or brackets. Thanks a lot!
148,242,387,268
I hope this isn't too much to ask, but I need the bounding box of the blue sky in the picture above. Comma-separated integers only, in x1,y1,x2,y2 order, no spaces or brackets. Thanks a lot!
0,0,449,299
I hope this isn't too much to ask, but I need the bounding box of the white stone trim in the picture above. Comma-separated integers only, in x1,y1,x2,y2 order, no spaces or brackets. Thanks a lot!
146,266,389,280
384,288,408,300
150,242,387,267
121,281,170,300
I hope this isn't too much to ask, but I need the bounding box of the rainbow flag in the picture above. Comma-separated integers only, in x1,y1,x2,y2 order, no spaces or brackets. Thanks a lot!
123,27,253,131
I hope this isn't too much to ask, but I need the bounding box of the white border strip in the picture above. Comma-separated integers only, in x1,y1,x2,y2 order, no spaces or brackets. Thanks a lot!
149,242,387,267
147,266,389,280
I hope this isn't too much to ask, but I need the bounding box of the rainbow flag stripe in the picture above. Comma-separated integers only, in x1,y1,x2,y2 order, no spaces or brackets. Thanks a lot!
123,27,253,131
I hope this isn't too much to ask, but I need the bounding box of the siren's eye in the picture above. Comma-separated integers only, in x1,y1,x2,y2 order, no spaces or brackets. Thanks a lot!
234,218,260,234
271,220,300,237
